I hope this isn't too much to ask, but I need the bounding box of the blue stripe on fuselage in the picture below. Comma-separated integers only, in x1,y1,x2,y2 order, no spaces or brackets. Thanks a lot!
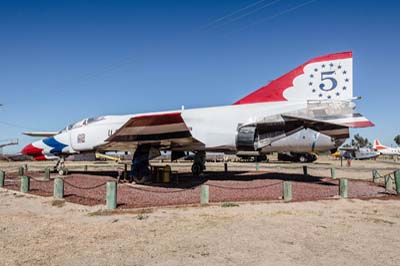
43,137,68,153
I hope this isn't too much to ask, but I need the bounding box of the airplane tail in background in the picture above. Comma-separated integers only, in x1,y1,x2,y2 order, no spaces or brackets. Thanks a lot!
373,139,387,150
234,51,353,105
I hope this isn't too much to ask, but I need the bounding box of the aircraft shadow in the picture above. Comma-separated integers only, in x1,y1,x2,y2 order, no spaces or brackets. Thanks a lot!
147,171,336,189
64,170,336,189
67,170,120,178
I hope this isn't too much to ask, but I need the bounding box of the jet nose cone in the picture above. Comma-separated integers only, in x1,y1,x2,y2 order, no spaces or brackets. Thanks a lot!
21,143,43,156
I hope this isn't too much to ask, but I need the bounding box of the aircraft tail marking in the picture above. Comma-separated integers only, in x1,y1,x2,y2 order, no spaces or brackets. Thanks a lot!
234,51,353,105
373,139,387,150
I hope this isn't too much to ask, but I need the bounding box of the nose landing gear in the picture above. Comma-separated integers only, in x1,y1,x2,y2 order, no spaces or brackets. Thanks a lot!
54,156,68,175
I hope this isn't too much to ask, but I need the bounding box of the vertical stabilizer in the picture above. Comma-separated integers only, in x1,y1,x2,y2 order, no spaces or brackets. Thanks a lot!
374,139,387,150
234,52,353,104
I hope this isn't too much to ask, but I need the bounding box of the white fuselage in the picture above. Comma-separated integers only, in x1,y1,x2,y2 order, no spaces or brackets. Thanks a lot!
22,101,340,159
377,147,400,156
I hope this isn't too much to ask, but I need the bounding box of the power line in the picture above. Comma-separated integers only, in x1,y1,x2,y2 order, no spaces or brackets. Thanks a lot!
201,0,266,29
64,55,136,85
214,0,283,28
226,0,318,35
51,54,137,92
257,0,317,23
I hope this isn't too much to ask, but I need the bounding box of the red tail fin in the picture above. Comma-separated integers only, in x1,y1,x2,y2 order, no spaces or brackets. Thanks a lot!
234,51,353,105
374,139,387,150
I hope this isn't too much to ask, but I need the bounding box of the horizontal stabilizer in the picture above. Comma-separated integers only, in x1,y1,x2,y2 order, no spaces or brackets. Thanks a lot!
281,115,351,139
23,131,58,137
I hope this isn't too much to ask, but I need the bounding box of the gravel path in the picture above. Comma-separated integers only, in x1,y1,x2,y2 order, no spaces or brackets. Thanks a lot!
1,169,392,208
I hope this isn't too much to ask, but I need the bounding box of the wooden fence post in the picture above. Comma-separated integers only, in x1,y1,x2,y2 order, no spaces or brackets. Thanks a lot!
330,167,336,179
303,165,308,177
200,184,209,205
18,167,24,176
372,169,377,182
106,181,117,210
0,171,5,187
53,177,64,199
395,170,400,195
44,168,51,181
283,181,292,201
20,176,30,193
339,179,348,198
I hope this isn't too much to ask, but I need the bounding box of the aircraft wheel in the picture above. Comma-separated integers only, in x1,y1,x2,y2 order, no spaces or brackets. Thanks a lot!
191,163,203,177
299,155,307,163
132,165,151,184
58,168,68,175
133,175,151,184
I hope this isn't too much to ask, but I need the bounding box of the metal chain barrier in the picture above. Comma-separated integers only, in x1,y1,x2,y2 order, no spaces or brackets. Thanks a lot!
123,183,192,193
207,181,282,190
29,176,51,182
63,179,108,190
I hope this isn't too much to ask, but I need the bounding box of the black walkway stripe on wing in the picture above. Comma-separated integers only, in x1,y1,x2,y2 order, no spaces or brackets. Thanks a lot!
126,112,183,127
111,131,192,142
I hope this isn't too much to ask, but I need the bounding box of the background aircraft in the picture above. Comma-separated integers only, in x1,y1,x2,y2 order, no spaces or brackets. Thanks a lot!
22,51,373,183
373,139,400,155
333,147,380,160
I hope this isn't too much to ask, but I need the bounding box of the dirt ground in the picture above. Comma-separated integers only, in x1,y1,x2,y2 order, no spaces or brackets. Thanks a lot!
1,189,400,266
0,157,399,265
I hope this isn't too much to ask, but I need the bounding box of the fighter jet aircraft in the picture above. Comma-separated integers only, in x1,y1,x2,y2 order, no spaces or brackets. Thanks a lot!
22,51,373,183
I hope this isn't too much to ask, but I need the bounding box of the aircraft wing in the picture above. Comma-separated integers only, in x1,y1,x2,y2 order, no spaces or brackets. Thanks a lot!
282,115,349,138
240,101,373,150
281,112,373,139
96,112,203,151
23,131,58,137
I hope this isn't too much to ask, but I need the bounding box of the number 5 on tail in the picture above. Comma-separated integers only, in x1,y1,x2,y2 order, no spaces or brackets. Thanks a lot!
319,71,337,91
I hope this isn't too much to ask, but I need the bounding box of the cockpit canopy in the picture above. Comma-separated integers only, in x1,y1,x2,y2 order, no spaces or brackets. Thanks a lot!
58,116,105,133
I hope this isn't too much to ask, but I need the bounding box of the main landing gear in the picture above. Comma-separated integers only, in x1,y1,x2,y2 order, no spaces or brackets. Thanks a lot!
130,148,206,183
191,151,206,177
131,145,152,184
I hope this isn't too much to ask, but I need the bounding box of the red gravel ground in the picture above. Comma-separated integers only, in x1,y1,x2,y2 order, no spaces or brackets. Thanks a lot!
2,170,392,209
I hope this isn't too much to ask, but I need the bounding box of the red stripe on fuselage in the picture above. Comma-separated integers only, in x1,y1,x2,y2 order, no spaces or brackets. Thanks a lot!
127,112,183,127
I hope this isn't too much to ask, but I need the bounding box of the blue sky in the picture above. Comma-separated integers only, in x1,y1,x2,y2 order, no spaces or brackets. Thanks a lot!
0,0,399,153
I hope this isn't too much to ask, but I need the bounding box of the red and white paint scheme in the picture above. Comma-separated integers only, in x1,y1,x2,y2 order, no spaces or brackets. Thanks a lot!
22,51,374,182
373,139,400,156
